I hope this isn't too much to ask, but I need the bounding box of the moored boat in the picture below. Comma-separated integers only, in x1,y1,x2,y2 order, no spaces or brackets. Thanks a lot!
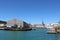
47,27,58,34
4,27,32,31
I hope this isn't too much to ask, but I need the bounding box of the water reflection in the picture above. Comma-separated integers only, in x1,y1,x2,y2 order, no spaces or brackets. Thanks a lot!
56,33,60,40
7,31,28,40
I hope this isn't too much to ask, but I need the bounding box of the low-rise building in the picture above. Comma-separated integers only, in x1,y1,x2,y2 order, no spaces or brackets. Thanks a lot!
33,21,45,28
0,21,7,28
34,24,46,29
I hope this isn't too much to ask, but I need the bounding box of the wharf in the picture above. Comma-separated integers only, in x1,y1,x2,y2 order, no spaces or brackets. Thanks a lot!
0,28,4,30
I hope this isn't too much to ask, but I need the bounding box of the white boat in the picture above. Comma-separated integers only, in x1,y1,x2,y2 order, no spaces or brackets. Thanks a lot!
47,27,57,34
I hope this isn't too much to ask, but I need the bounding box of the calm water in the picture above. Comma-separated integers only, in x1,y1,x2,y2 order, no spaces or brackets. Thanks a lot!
0,29,60,40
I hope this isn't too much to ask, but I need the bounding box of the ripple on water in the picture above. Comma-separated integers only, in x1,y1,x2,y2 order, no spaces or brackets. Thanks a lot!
0,29,60,40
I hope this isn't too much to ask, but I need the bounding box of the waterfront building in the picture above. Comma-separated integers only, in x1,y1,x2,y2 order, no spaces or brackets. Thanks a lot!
0,21,7,28
34,24,46,28
34,21,45,28
6,19,30,28
50,22,60,28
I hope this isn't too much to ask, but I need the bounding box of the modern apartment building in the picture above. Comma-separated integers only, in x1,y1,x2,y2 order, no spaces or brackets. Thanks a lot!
6,19,30,28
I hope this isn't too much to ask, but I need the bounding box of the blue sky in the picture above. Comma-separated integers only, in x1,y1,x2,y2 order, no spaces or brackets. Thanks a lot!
0,0,60,24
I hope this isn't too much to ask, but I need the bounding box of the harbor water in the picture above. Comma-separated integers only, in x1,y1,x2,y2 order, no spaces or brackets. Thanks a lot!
0,29,60,40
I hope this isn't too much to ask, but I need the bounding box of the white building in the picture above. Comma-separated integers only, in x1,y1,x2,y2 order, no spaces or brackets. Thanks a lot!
50,22,60,28
33,24,45,28
46,22,60,29
0,21,7,28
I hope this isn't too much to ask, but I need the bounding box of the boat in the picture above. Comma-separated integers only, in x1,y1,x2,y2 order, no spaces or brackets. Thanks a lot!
47,31,57,34
47,27,58,34
4,27,32,31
